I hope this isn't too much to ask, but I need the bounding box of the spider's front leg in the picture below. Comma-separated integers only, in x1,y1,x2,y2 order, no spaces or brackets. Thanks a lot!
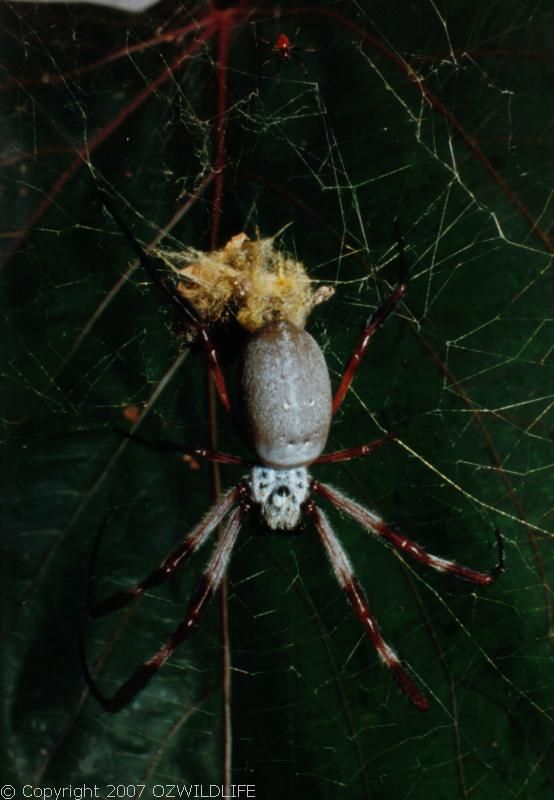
88,483,246,617
306,501,430,711
84,492,250,712
86,510,245,712
314,481,505,585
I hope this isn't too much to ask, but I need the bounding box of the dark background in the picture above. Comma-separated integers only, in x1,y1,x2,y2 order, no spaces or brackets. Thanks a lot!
1,0,553,797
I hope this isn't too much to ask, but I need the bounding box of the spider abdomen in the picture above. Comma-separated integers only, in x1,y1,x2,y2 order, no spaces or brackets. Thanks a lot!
241,319,332,468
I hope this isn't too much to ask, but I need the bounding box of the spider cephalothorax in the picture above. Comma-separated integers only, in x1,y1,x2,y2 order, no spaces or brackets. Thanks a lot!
250,466,310,530
85,199,504,714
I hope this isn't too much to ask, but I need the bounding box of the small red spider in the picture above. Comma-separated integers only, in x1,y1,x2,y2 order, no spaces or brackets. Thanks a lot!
262,30,314,78
274,33,296,63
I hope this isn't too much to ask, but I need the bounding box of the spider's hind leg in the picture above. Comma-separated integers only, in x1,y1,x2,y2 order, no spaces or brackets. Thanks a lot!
98,188,232,414
332,224,408,415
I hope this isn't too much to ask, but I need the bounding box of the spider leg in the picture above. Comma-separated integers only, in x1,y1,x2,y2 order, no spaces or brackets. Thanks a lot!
315,432,395,464
115,427,247,466
306,501,429,711
332,225,408,416
290,50,308,75
313,481,504,584
99,189,232,414
84,501,247,712
89,483,247,617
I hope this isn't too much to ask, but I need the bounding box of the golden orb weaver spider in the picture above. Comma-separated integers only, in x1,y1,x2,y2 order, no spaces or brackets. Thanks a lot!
83,193,504,713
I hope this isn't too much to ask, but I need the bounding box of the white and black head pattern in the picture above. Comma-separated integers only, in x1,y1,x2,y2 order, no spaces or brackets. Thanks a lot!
250,466,310,530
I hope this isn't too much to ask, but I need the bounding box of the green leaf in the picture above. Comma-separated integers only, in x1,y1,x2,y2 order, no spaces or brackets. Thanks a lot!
2,1,553,797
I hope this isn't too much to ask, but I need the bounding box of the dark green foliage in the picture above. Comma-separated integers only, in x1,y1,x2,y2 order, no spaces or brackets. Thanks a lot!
1,1,553,797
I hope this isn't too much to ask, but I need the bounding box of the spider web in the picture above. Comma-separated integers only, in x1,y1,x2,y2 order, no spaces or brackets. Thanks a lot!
1,1,553,797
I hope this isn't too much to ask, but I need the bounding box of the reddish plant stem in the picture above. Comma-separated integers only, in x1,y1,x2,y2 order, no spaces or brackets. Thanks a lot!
309,6,553,254
1,19,209,91
209,9,239,791
211,11,232,250
2,22,217,270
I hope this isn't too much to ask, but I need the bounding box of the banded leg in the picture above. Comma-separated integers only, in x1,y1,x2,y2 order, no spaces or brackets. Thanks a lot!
89,483,246,617
116,428,247,466
84,502,247,712
100,189,232,413
307,502,429,711
314,482,504,585
332,229,408,415
315,433,395,465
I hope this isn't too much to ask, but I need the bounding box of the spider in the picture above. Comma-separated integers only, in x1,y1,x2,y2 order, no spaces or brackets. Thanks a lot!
84,197,504,713
261,30,314,78
273,32,300,63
